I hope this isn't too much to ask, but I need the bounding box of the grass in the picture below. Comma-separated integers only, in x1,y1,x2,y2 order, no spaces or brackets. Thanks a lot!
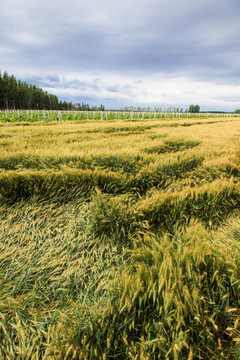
0,113,240,359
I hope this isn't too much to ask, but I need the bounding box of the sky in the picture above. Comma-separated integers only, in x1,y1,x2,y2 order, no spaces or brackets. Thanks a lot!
1,0,240,111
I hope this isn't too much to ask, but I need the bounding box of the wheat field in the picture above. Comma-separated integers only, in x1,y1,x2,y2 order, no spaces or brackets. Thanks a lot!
0,114,240,359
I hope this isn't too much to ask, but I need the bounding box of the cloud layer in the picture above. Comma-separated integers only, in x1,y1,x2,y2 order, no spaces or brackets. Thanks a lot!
1,0,240,110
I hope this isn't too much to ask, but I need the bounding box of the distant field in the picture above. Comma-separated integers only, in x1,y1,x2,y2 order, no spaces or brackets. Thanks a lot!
0,114,240,359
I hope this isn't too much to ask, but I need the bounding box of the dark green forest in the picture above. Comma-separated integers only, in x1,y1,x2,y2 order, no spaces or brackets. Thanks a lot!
0,70,105,111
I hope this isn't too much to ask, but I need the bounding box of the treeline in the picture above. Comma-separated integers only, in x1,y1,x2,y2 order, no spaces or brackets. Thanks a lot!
121,106,184,112
0,70,105,111
68,102,105,111
0,71,59,110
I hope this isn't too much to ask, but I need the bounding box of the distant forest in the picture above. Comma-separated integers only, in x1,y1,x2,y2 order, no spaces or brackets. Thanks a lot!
0,70,105,111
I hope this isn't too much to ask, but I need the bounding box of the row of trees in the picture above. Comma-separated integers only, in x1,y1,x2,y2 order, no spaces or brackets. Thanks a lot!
121,106,184,112
122,106,201,113
0,71,105,111
0,71,59,110
70,102,105,111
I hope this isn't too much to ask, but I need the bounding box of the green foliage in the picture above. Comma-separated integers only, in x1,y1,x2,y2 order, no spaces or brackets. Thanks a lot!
188,104,200,113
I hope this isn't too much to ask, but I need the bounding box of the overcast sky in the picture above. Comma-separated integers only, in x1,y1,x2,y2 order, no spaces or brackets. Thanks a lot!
1,0,240,110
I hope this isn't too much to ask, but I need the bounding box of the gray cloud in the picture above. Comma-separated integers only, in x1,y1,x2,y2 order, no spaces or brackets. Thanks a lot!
1,0,240,110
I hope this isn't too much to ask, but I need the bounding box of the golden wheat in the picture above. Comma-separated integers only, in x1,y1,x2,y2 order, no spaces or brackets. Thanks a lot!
0,115,240,359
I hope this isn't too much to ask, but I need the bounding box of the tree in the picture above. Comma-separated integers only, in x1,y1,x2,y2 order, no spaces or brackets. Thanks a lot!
8,75,18,109
189,104,200,113
0,71,3,108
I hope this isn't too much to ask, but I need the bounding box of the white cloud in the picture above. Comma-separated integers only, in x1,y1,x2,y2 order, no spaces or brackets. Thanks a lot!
1,0,240,110
37,71,240,110
8,32,46,46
